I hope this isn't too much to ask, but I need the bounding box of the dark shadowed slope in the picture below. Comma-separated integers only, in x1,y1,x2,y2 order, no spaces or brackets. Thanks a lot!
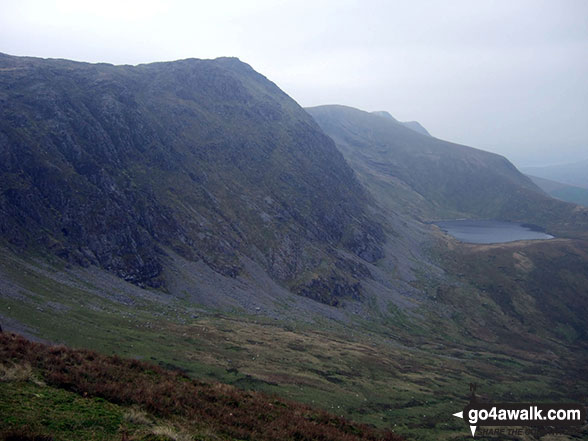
307,105,588,236
0,54,382,300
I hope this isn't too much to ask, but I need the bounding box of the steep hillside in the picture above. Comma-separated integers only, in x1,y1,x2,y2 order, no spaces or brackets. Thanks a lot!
0,53,382,300
307,105,588,235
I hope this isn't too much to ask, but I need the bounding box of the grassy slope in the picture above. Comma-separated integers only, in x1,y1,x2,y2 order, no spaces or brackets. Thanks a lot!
1,379,129,441
1,246,587,441
0,333,404,441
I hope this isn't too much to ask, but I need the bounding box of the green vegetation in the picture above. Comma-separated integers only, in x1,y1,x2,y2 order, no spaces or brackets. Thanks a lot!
1,244,587,440
0,333,404,441
0,381,124,441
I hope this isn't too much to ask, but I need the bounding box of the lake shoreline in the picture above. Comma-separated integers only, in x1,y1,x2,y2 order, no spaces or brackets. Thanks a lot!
434,219,554,244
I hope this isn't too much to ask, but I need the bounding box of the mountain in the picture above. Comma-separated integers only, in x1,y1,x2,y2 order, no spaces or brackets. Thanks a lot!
0,53,383,303
371,110,431,136
1,55,588,441
307,103,588,336
307,105,588,235
521,160,588,189
528,175,588,206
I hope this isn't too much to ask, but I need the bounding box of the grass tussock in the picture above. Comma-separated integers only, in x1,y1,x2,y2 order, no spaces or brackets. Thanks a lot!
124,407,153,426
151,425,192,441
0,361,44,386
0,333,404,441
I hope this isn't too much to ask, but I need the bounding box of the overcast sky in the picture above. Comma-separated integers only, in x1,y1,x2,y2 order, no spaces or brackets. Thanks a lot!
1,0,587,166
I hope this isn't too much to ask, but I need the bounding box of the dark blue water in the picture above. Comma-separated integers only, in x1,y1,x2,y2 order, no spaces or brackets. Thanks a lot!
435,220,554,244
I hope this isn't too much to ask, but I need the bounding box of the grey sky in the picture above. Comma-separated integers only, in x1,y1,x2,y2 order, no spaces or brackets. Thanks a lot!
1,0,587,166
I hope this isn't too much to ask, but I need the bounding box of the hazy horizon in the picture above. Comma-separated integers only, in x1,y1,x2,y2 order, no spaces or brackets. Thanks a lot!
2,0,587,167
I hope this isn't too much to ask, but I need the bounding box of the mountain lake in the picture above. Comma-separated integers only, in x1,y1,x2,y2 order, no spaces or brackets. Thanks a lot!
435,219,554,244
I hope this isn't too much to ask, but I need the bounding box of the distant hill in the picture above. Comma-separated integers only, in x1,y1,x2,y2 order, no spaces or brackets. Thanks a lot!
521,160,588,189
307,105,587,235
528,175,588,206
371,110,431,136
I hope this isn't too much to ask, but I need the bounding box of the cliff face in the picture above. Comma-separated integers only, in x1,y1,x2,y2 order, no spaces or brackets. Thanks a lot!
0,54,383,297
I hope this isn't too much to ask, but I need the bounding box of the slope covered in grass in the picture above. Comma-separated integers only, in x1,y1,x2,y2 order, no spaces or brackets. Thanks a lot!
0,332,404,441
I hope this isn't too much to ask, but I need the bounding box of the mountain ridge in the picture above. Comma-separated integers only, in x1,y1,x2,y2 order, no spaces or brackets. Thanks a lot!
371,110,431,136
0,53,383,300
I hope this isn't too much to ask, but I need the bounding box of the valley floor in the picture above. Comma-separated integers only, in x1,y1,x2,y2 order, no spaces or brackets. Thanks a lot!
0,237,587,441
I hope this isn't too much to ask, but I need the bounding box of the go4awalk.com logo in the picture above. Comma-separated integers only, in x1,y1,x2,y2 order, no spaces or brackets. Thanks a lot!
452,384,586,437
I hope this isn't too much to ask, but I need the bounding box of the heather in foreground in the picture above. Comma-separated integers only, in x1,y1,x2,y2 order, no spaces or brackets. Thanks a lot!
0,333,404,441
